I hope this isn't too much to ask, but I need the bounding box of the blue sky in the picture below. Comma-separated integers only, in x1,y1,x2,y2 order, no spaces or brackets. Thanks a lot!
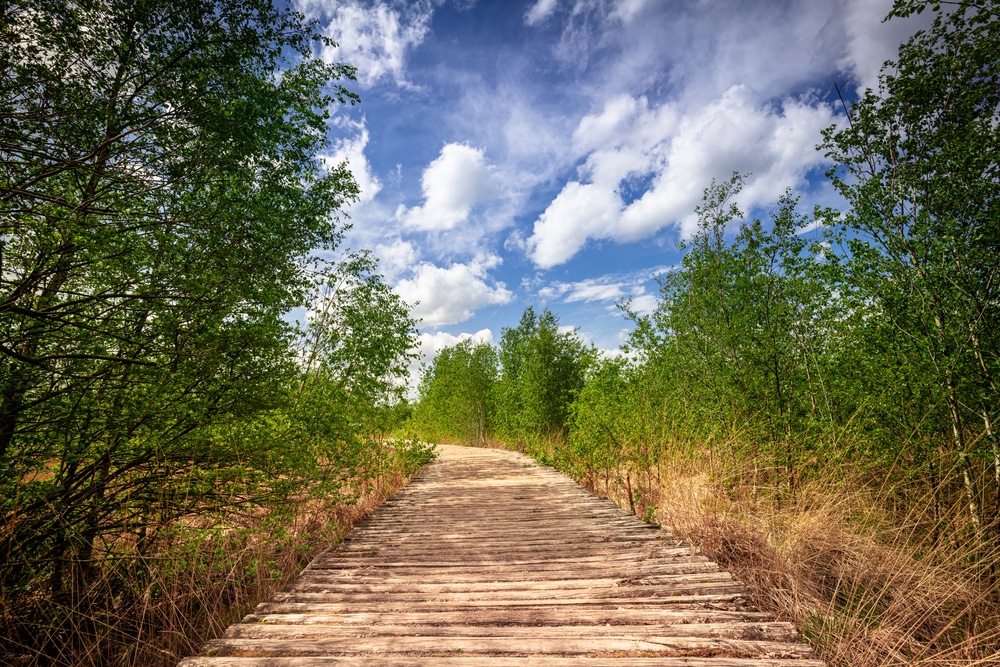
292,0,928,385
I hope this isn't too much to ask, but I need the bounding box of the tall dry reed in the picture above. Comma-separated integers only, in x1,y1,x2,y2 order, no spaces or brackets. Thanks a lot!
577,453,1000,666
0,470,412,667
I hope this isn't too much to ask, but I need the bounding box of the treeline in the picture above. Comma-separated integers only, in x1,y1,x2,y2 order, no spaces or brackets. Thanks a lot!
413,0,1000,610
414,308,592,448
1,1,428,663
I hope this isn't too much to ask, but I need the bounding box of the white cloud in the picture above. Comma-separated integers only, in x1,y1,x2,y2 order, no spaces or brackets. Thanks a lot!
609,0,652,24
299,0,438,88
525,1,920,112
627,294,658,316
372,238,417,282
796,219,825,236
527,182,621,268
574,95,661,157
322,123,380,205
398,143,497,231
838,0,933,94
445,80,580,222
418,328,495,358
527,86,839,268
622,86,839,239
501,100,577,185
525,0,560,25
540,278,625,303
537,271,665,317
394,254,513,327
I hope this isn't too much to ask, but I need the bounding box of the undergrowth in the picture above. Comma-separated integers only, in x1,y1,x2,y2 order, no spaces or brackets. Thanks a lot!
507,437,1000,667
0,444,435,667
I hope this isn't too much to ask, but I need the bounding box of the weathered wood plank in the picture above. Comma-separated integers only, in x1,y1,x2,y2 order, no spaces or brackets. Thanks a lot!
302,562,716,580
178,445,823,666
283,573,733,594
223,621,801,642
308,550,707,567
199,635,818,657
270,582,749,602
180,658,826,667
241,608,777,626
247,594,752,614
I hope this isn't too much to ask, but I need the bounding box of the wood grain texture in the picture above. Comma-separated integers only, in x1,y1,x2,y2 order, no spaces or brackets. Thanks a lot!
178,445,824,666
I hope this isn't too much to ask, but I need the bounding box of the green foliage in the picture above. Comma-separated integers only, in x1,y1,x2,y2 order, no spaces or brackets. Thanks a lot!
621,175,842,494
413,338,498,445
821,0,1000,531
0,0,422,616
565,357,630,486
286,250,419,484
495,307,594,449
412,307,593,456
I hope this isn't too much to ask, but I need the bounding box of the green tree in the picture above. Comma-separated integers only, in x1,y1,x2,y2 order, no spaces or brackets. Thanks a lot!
414,339,498,446
629,175,839,496
0,0,360,594
287,250,420,485
821,0,1000,533
496,307,593,447
565,357,630,491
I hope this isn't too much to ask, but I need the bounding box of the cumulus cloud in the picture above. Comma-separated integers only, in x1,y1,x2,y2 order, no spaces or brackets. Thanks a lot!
394,254,513,327
621,86,838,238
527,86,839,268
398,143,497,231
372,238,417,282
573,95,676,160
527,182,621,268
418,328,495,358
539,278,625,303
297,0,439,88
627,294,658,316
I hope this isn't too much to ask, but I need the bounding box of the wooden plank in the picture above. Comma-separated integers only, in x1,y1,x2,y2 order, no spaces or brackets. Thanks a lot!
351,536,675,545
324,546,675,559
308,549,706,568
272,582,748,602
284,573,733,593
223,622,801,642
301,559,717,578
299,561,723,581
180,657,827,666
241,609,778,626
199,635,818,657
250,595,752,615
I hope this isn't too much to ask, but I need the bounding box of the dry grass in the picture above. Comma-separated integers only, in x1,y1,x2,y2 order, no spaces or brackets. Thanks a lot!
0,469,414,667
578,456,1000,666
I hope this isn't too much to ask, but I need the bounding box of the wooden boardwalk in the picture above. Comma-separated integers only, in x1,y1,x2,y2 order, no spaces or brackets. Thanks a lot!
179,445,824,666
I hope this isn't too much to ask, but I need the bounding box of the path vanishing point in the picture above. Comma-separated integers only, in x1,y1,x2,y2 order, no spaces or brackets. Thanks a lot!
179,445,825,666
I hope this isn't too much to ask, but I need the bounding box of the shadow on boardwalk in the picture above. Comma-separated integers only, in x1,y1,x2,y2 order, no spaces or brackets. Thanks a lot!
179,444,825,666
